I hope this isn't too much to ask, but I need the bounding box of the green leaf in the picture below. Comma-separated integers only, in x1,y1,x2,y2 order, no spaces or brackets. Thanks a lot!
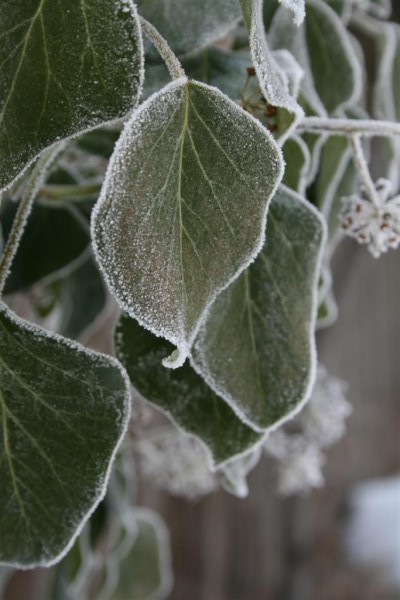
92,79,283,368
0,201,90,294
115,316,260,466
191,185,326,431
0,302,130,567
282,134,311,195
372,22,400,190
270,0,362,115
0,0,143,191
108,509,172,600
136,0,241,56
242,0,304,141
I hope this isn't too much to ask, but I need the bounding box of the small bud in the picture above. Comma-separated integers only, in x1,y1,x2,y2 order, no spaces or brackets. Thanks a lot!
246,66,256,76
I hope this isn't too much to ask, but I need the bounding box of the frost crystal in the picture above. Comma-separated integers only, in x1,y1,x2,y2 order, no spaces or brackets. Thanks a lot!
269,434,325,496
299,365,352,448
264,366,352,495
136,428,216,500
339,179,400,258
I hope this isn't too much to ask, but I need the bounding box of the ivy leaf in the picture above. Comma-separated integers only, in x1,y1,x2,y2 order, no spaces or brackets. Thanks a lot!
282,134,311,195
108,509,173,600
92,79,283,368
136,0,241,56
241,0,304,141
191,186,326,431
270,0,362,115
0,302,130,567
372,22,400,191
1,201,90,294
0,0,143,191
115,316,260,467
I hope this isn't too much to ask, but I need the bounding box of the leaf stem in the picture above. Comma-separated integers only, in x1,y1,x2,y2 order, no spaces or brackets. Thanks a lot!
40,181,102,200
350,134,380,208
297,116,400,138
139,17,186,80
0,146,63,296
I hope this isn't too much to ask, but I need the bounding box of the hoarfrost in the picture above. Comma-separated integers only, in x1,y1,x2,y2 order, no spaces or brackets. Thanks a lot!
92,79,283,368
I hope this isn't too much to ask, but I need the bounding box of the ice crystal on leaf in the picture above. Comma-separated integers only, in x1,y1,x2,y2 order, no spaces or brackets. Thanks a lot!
339,178,400,258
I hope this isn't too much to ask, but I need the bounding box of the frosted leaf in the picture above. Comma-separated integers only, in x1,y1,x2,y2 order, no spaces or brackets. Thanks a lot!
219,446,262,498
92,79,283,368
137,0,241,56
0,0,144,192
299,365,352,447
0,302,131,567
372,22,400,191
270,0,362,115
114,315,260,467
137,427,217,500
242,0,304,141
282,134,311,195
339,178,400,258
279,0,306,26
191,185,326,431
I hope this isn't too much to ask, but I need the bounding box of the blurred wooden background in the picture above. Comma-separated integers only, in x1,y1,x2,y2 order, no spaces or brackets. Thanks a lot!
138,238,400,600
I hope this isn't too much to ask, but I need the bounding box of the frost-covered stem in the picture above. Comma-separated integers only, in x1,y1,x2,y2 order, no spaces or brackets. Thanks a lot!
0,147,61,296
40,181,102,200
297,116,400,138
350,134,380,207
139,17,185,80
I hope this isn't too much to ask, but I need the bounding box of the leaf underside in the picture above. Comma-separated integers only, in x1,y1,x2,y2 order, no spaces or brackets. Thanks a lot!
115,316,260,466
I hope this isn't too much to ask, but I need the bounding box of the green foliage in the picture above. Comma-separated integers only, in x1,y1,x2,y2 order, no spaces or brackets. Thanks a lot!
0,0,399,594
0,0,143,191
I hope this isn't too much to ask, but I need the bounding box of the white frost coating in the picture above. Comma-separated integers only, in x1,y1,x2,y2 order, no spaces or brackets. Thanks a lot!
248,0,304,143
279,0,306,26
137,426,217,499
0,302,132,570
190,185,328,434
0,0,145,195
92,78,284,369
264,366,352,495
272,49,304,100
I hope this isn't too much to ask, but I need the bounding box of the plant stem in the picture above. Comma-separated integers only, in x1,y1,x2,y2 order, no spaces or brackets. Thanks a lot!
40,181,102,200
297,116,400,138
0,146,62,296
350,135,380,207
139,17,185,80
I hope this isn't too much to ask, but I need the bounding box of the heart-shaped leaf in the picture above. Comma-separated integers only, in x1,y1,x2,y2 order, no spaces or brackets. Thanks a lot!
115,316,260,467
0,0,143,191
92,79,283,368
0,302,130,567
191,185,326,431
